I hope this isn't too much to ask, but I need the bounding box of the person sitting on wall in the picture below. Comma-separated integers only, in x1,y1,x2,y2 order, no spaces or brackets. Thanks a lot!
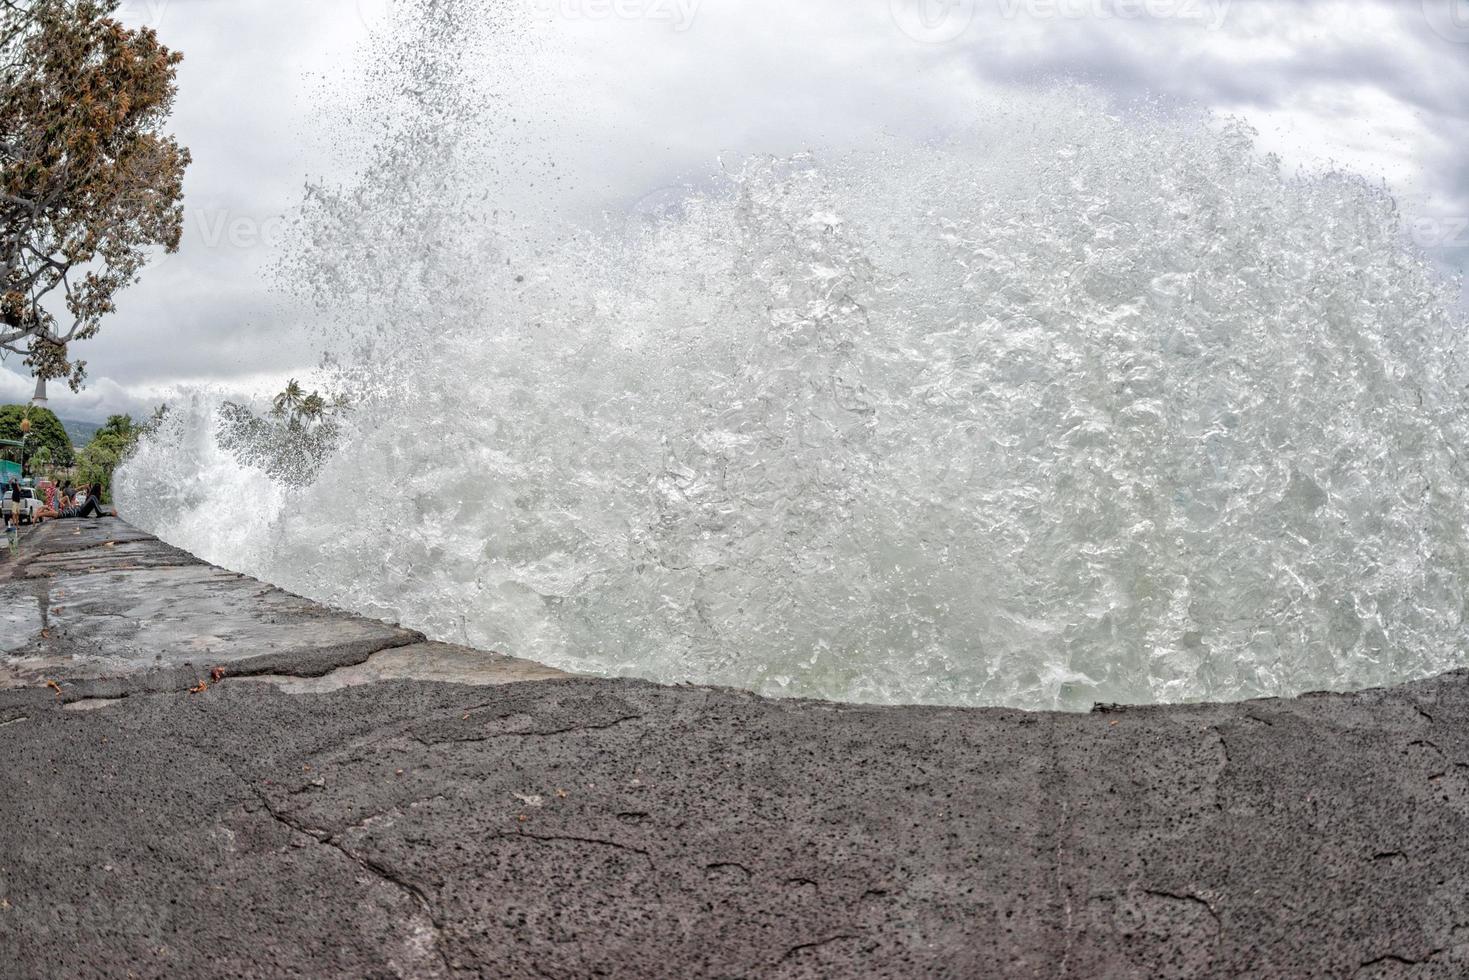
34,483,108,522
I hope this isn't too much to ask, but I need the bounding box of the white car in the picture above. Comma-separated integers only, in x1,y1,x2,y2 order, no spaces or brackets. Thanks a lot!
4,486,43,524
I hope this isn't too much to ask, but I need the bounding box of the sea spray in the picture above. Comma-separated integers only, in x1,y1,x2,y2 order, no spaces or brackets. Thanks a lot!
117,5,1469,710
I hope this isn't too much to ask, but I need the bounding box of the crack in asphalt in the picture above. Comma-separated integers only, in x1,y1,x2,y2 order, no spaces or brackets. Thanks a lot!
407,712,644,748
251,788,455,978
324,794,454,834
706,860,753,878
1140,887,1225,966
1355,949,1446,974
773,933,858,968
498,829,655,862
167,702,658,980
30,633,427,705
21,550,200,576
150,727,457,976
1142,888,1221,926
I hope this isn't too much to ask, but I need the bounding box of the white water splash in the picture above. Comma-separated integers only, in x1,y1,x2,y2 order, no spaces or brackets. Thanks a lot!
118,6,1469,711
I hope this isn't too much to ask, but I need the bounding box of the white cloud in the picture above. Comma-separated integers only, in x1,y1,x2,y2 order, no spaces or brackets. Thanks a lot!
28,0,1461,422
0,366,33,404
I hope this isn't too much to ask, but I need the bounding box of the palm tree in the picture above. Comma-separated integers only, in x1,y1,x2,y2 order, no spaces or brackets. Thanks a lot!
298,392,327,422
272,379,304,417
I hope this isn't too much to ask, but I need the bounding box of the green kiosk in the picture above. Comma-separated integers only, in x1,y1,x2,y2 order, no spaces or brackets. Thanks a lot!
1,439,22,483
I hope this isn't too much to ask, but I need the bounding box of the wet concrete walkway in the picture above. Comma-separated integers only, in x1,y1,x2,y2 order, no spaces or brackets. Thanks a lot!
2,521,1467,977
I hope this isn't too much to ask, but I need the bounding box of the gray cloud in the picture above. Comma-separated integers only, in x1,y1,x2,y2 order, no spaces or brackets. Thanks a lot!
6,0,1462,420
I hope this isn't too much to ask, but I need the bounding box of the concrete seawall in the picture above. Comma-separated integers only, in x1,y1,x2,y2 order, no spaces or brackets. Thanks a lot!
2,520,1468,977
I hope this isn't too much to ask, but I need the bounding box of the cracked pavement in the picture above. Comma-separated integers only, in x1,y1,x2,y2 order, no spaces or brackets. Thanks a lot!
3,522,1469,977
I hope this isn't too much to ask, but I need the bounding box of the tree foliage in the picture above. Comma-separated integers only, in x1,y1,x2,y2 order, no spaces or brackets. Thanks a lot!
0,400,71,466
74,410,141,497
0,0,190,389
219,380,346,487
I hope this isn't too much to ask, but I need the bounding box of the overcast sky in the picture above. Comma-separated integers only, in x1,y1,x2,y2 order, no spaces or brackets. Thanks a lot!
2,0,1465,421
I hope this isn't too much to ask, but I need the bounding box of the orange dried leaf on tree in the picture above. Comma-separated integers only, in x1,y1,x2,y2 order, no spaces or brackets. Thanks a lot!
0,1,190,394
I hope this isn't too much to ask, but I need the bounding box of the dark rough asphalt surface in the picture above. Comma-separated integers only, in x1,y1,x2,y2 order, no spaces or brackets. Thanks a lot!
2,522,1469,978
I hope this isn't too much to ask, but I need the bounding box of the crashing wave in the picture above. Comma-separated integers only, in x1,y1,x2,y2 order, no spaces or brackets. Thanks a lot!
117,6,1469,710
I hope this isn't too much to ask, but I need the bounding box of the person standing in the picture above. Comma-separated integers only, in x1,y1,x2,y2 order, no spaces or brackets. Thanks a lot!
4,479,20,528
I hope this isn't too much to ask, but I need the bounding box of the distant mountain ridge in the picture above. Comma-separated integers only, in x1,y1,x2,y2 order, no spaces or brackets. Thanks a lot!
60,417,101,446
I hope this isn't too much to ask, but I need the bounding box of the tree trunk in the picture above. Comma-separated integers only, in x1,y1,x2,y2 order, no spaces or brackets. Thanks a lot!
30,375,47,406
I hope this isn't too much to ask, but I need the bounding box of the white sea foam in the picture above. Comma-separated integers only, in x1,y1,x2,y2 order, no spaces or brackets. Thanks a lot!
117,4,1469,710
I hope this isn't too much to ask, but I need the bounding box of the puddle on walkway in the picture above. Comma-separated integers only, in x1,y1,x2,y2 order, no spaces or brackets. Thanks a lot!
0,591,42,654
63,698,126,712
